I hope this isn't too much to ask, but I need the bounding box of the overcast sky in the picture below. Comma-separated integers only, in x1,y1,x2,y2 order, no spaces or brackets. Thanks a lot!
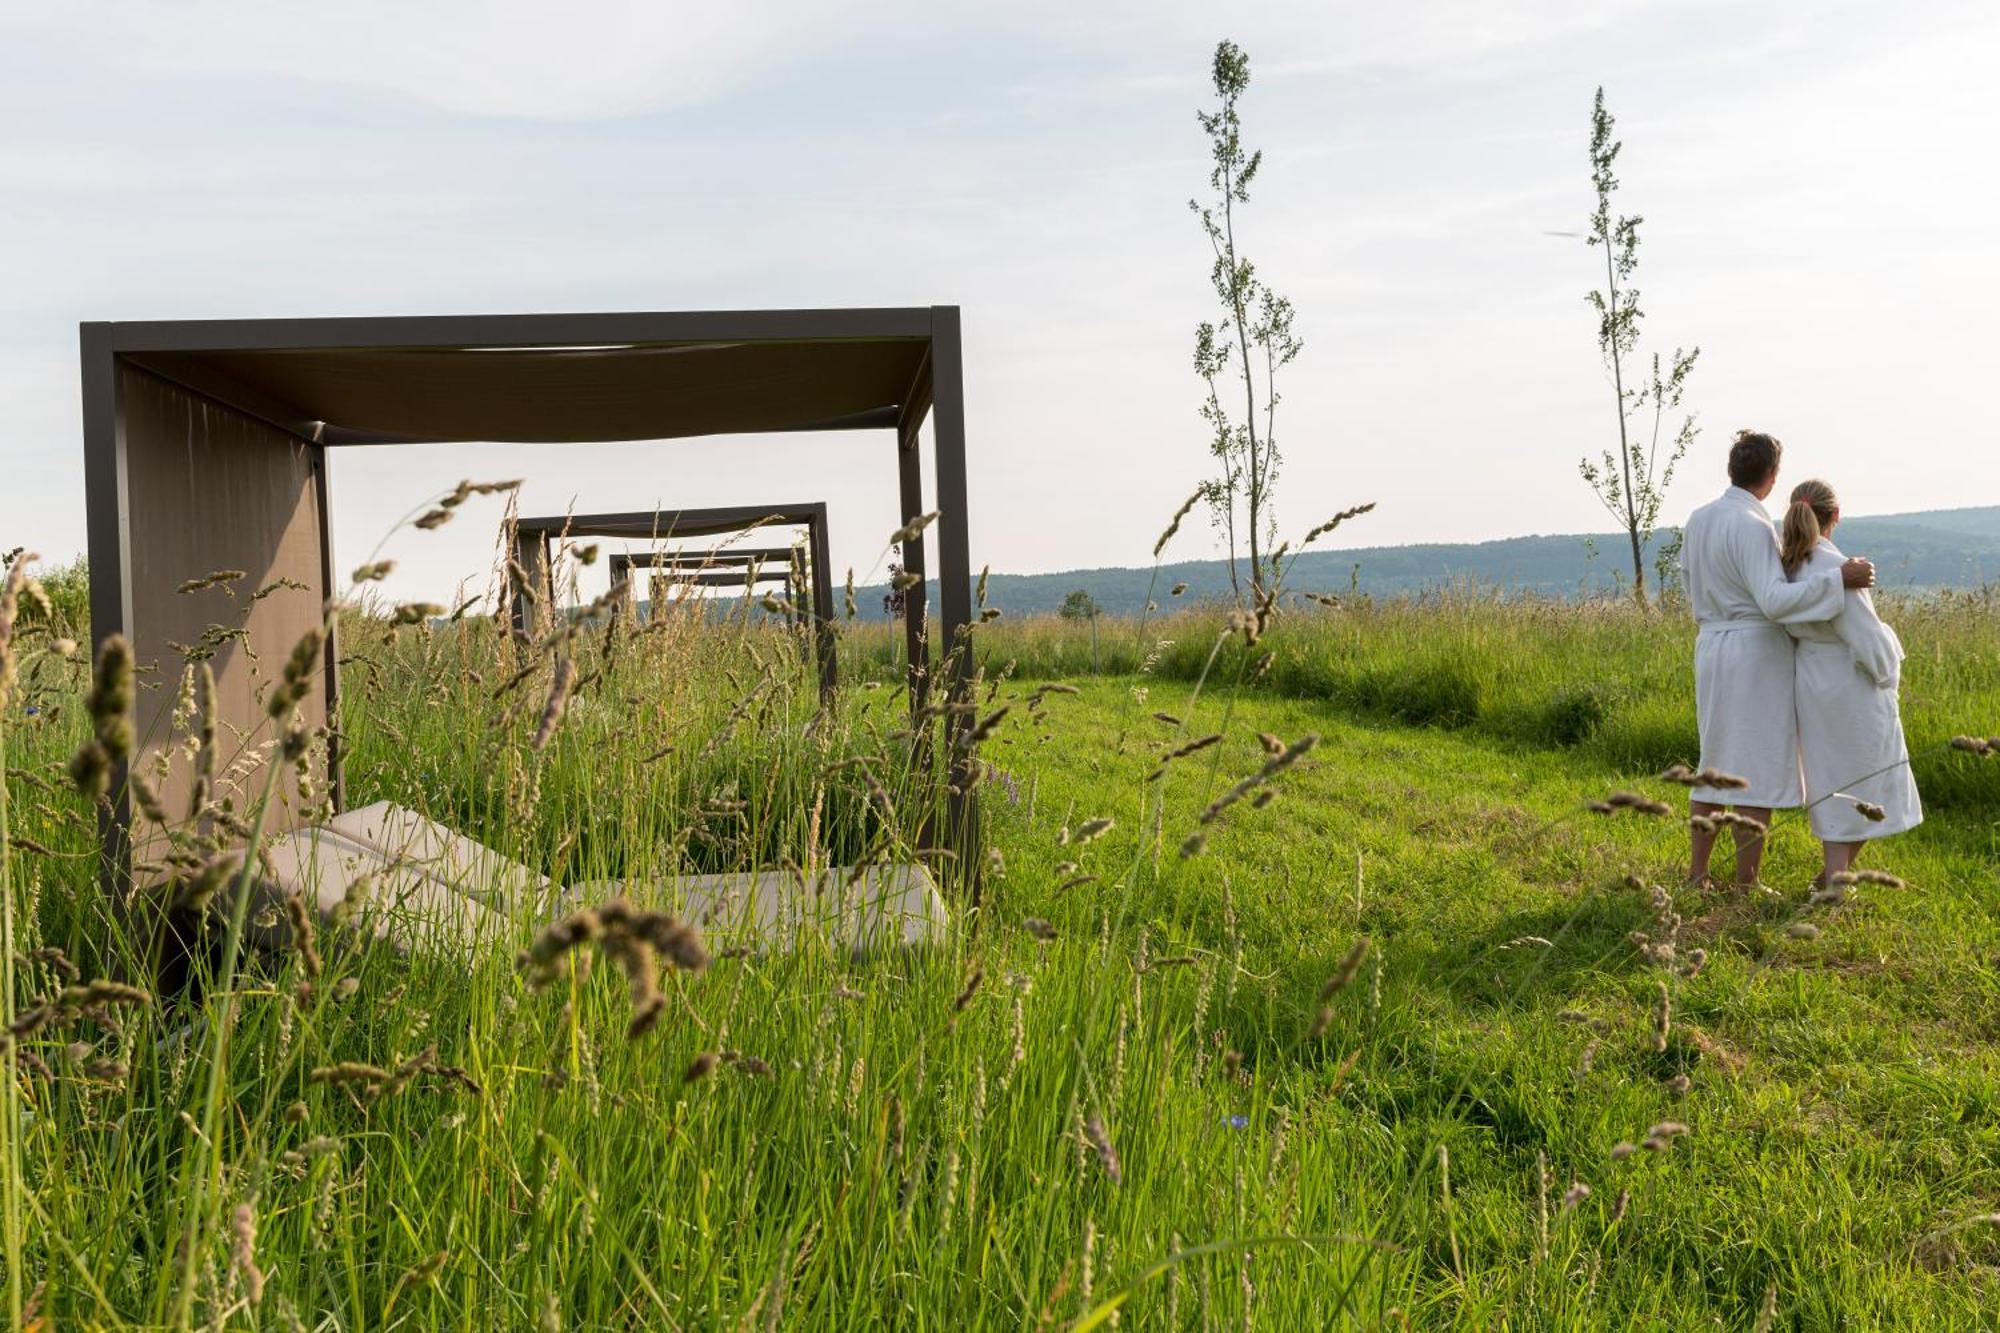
2,0,1995,602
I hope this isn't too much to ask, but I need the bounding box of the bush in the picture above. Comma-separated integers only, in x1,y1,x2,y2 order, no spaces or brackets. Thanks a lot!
1350,658,1484,728
1538,683,1609,746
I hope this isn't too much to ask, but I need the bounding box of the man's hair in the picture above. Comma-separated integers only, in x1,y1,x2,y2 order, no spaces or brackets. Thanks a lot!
1727,430,1783,488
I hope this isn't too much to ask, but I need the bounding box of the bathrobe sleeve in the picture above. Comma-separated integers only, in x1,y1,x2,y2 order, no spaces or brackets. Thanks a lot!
1729,512,1844,623
1833,589,1904,689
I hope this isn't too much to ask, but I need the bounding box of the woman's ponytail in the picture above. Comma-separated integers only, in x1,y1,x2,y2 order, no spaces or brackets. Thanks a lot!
1780,478,1838,576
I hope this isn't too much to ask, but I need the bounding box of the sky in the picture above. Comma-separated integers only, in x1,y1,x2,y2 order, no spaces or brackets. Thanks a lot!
2,0,1996,603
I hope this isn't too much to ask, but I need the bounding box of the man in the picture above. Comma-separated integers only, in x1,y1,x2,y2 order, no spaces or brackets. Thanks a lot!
1680,430,1874,887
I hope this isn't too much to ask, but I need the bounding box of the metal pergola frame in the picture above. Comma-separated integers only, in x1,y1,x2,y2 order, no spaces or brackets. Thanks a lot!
512,503,835,694
79,307,975,890
613,548,804,625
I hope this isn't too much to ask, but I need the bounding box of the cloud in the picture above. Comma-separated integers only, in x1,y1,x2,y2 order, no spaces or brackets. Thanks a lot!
1,0,1661,123
0,0,875,119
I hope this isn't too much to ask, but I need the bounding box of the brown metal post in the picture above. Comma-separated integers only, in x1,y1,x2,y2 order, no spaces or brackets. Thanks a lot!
807,503,837,700
895,421,930,717
509,525,549,639
312,446,345,811
928,307,980,891
79,326,132,895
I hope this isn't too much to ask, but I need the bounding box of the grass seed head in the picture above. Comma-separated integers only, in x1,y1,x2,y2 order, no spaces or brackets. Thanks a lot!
531,657,576,751
951,966,985,1016
1084,1115,1122,1183
1154,490,1201,558
230,1202,264,1305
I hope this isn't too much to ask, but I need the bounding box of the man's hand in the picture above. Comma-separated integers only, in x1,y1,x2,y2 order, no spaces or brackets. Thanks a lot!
1841,556,1875,590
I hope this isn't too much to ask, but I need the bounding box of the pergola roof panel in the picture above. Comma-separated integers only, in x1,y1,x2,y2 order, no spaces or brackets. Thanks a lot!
130,336,929,444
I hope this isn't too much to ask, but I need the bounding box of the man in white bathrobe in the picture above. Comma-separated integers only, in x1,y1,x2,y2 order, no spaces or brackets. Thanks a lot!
1679,430,1875,887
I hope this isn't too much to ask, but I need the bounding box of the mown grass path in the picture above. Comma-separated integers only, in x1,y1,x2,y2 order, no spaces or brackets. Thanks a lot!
980,677,2000,1325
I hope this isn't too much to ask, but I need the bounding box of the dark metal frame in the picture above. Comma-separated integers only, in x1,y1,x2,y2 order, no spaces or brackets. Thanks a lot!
611,548,805,626
512,503,836,697
79,307,975,890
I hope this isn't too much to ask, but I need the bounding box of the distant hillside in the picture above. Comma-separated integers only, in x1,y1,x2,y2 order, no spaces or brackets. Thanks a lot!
850,505,2000,619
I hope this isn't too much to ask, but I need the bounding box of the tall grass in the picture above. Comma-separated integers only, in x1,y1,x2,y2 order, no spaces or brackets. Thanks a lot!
850,589,2000,810
4,524,1998,1327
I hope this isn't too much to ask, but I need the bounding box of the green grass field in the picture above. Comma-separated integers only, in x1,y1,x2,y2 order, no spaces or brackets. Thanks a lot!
4,549,1998,1328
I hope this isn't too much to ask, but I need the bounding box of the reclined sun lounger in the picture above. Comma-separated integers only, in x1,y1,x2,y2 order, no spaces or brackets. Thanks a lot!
246,801,947,958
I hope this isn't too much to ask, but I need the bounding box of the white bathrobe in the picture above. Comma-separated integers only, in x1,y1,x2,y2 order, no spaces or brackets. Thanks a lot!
1679,486,1845,807
1787,538,1922,842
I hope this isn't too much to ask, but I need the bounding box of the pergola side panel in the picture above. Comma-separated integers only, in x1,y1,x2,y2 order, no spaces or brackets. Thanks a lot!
120,365,332,859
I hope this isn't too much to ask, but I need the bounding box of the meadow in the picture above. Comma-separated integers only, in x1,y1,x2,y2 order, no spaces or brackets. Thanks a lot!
3,531,1998,1329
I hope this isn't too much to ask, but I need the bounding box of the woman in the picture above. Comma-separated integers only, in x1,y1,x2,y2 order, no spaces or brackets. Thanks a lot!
1781,479,1922,885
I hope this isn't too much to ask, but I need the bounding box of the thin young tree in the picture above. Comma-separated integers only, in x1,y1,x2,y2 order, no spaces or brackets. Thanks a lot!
1578,86,1700,608
1192,39,1301,606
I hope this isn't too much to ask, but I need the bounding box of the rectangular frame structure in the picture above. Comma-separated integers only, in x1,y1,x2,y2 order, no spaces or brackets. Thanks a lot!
610,548,807,627
514,503,833,692
80,307,975,890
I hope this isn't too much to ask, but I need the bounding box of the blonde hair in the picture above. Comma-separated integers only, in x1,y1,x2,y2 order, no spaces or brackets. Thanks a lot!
1780,478,1838,575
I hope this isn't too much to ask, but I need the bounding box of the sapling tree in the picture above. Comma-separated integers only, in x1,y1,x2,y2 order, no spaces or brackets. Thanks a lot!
1192,39,1301,606
1578,87,1700,609
1057,589,1101,623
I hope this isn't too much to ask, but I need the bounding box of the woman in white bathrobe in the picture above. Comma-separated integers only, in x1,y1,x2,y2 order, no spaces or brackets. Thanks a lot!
1780,479,1922,885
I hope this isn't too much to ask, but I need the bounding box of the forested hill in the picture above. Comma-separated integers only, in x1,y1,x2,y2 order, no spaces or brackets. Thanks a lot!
852,504,2000,620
